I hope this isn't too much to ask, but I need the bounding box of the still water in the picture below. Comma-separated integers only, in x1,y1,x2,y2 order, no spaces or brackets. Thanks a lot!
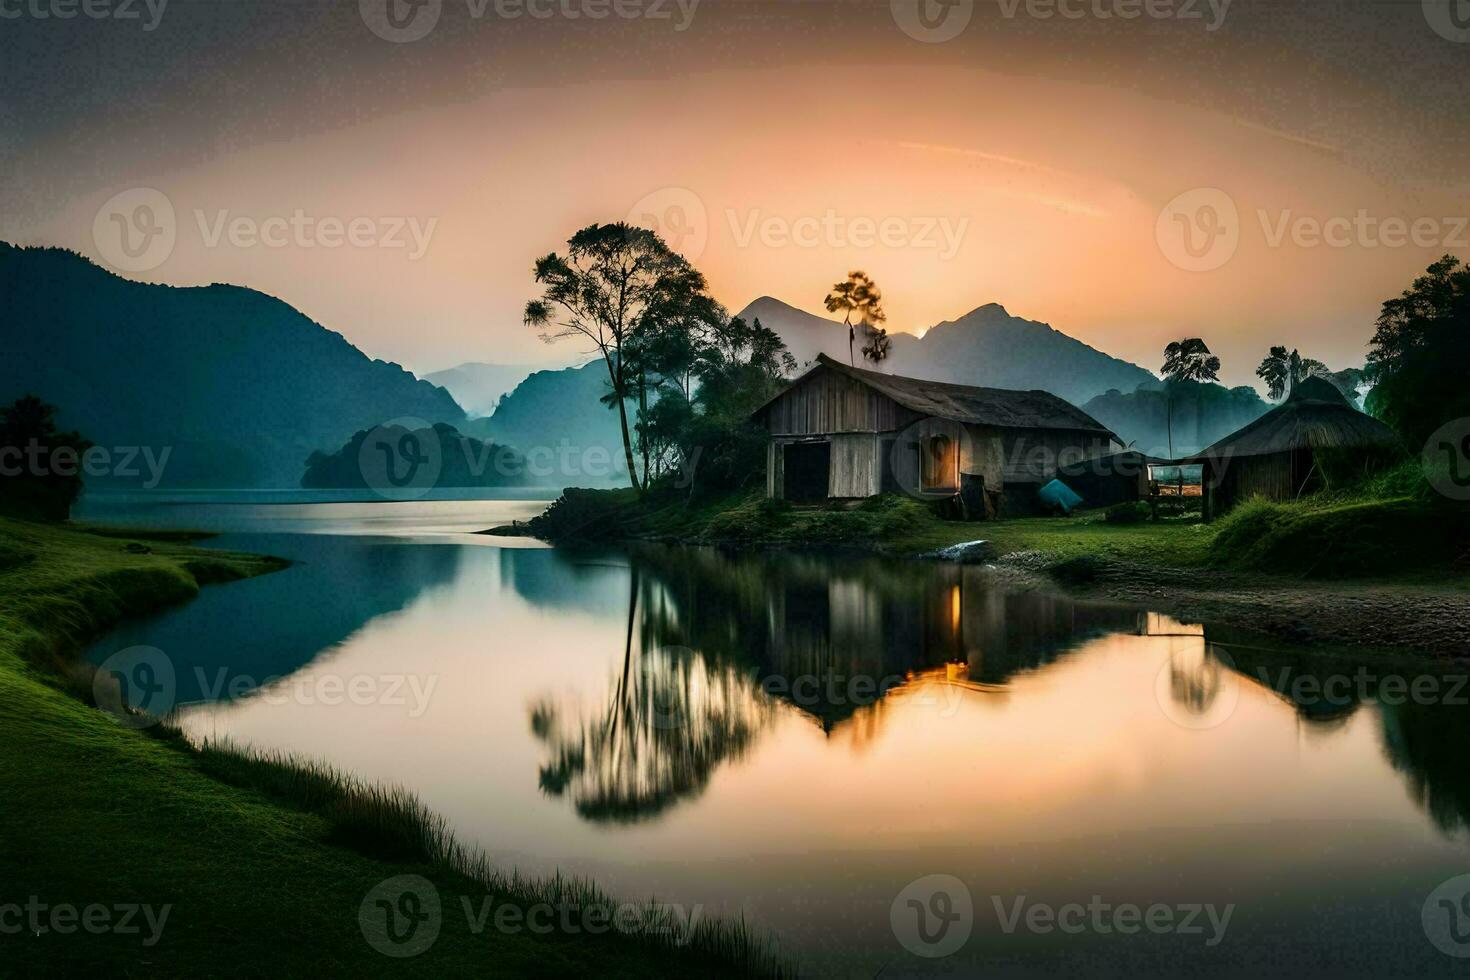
81,496,1470,977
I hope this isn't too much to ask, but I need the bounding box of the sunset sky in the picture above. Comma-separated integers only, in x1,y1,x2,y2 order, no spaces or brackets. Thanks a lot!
5,0,1467,388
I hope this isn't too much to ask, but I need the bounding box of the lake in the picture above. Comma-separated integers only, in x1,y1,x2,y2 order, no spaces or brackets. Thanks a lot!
80,495,1470,977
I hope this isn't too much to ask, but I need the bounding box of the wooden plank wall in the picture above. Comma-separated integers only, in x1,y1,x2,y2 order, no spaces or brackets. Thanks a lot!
765,369,902,435
829,433,880,497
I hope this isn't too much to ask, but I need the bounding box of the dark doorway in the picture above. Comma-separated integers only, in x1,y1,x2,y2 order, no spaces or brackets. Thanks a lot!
783,442,831,503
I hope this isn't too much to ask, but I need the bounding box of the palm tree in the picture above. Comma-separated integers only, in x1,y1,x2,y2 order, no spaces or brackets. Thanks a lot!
1160,339,1221,458
824,271,887,366
1161,338,1222,383
1256,346,1331,400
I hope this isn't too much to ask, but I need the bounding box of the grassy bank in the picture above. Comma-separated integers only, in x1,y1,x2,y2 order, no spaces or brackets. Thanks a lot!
521,470,1469,586
0,518,782,976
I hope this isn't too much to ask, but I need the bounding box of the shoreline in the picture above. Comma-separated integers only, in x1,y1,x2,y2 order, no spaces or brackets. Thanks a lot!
0,517,782,976
514,488,1470,659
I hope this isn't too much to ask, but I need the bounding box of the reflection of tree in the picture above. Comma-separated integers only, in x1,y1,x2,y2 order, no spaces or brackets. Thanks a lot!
1217,641,1470,838
529,570,770,823
1379,698,1470,837
1165,646,1228,716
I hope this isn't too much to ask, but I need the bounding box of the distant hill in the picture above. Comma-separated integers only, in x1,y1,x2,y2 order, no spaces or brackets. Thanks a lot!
461,361,630,487
301,422,530,492
1081,382,1271,458
0,244,465,488
736,297,1156,406
422,362,535,418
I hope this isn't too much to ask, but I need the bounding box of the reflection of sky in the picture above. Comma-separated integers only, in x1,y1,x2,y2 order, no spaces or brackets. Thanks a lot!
89,530,1470,977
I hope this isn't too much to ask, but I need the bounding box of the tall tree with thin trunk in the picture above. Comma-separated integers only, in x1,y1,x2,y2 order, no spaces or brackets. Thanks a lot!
524,223,712,494
824,271,887,366
1160,338,1221,457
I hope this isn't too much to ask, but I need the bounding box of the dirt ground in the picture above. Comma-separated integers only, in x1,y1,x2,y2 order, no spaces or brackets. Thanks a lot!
993,551,1470,659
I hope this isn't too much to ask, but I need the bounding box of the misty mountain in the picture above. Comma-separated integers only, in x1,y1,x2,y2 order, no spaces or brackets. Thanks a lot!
0,244,465,488
461,361,629,487
1081,382,1271,458
422,362,535,418
736,297,1156,406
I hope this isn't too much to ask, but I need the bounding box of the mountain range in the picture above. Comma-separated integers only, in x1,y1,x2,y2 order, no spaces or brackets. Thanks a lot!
734,297,1155,406
422,362,538,418
5,243,1184,489
0,244,465,488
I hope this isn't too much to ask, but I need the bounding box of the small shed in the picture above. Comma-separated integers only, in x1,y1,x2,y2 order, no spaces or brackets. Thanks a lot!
751,354,1119,517
1186,376,1401,520
1056,449,1162,509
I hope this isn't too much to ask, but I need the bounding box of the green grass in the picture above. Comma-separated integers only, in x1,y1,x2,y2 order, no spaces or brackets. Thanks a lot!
531,486,1219,566
0,517,784,976
531,470,1468,587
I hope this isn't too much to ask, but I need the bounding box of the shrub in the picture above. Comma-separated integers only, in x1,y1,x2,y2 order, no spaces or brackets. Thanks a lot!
1210,496,1466,577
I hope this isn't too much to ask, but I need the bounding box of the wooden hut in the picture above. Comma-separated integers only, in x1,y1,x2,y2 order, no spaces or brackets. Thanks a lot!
1186,376,1401,520
752,354,1119,517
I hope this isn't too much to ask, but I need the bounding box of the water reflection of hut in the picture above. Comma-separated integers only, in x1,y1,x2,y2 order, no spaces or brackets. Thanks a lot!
630,547,1147,732
1183,377,1401,520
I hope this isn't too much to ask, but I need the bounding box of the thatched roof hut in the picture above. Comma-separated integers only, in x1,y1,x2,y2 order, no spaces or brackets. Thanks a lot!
1185,376,1401,518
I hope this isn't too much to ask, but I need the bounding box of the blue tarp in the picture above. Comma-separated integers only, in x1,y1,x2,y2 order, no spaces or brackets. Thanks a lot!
1038,478,1084,515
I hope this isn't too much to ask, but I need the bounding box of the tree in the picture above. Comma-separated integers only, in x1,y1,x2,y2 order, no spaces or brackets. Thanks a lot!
1160,339,1221,458
1161,338,1222,383
824,271,887,366
0,395,92,522
1365,254,1470,446
1256,346,1363,404
861,327,892,366
525,224,715,494
1256,346,1327,400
